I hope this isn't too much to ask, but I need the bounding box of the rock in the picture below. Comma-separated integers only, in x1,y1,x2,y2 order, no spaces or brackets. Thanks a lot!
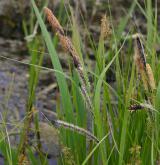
0,0,67,40
0,0,30,39
39,122,61,157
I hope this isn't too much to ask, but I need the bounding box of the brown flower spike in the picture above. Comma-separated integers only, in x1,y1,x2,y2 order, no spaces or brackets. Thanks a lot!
100,15,111,39
44,7,93,132
44,7,64,35
134,34,156,92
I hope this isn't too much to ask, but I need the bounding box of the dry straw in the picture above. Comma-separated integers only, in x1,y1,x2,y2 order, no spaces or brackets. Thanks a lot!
18,107,37,164
18,154,30,165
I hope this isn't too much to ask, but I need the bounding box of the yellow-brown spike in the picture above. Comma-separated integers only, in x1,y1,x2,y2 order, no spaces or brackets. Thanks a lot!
100,14,111,39
146,63,156,91
44,7,64,35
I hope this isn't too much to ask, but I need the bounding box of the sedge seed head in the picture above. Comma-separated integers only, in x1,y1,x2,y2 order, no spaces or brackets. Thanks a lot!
44,7,64,35
100,14,111,39
146,63,156,91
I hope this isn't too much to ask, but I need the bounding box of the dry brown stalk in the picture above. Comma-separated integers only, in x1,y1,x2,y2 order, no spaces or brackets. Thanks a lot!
18,153,30,165
134,35,146,72
18,107,37,164
44,7,93,121
134,36,148,91
134,35,155,92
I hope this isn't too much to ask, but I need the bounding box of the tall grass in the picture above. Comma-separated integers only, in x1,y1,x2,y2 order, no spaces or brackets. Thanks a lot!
0,0,160,164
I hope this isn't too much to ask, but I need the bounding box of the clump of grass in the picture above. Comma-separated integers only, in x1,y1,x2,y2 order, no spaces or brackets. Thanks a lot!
1,0,160,164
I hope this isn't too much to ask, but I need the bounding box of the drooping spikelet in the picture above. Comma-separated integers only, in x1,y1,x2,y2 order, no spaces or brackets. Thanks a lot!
44,7,93,132
41,111,99,143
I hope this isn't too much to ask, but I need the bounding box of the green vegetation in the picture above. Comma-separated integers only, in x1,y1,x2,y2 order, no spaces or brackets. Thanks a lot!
0,0,160,164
